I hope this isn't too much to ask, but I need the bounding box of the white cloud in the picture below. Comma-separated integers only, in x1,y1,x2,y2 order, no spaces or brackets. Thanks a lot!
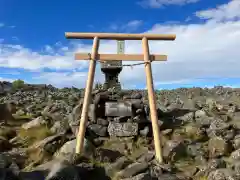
44,45,54,54
55,41,62,46
61,47,69,51
125,20,143,30
32,71,88,87
31,69,106,88
0,23,15,28
185,17,192,22
0,76,15,82
0,43,90,71
196,0,240,22
1,0,240,89
138,0,200,8
109,24,118,31
109,20,143,32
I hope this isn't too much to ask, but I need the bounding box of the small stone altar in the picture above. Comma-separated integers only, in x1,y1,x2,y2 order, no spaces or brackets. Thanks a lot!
100,60,122,91
74,89,151,138
100,40,124,91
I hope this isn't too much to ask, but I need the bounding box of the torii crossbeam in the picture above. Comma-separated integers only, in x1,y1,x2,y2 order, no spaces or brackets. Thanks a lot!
65,32,176,163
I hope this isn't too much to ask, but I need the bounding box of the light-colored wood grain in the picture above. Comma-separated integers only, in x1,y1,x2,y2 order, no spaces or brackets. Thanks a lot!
65,32,176,41
142,37,163,163
75,53,167,61
75,37,99,154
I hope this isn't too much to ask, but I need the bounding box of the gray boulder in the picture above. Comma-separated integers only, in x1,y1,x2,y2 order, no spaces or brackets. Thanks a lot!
108,122,138,137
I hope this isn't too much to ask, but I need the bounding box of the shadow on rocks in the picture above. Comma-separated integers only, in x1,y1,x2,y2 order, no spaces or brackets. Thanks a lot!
19,170,46,180
85,127,99,139
85,166,111,180
48,165,110,180
158,108,193,129
159,108,192,119
20,162,111,180
94,148,124,163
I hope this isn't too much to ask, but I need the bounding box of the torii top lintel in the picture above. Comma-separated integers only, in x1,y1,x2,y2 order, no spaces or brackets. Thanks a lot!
65,32,176,41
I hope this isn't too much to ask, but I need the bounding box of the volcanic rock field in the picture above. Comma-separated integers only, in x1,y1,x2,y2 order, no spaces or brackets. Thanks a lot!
1,81,240,180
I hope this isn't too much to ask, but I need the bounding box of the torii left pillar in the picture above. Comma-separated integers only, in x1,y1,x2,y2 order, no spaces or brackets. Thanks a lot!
65,32,176,163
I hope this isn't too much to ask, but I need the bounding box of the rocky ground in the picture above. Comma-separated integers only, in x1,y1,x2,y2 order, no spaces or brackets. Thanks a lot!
1,83,240,179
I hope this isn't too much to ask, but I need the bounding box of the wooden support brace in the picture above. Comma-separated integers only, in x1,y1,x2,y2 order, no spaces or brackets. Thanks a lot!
75,53,167,61
142,37,163,163
75,36,99,154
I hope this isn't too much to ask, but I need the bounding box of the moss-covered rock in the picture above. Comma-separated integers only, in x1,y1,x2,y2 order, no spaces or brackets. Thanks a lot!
17,125,53,147
183,123,207,142
23,147,53,171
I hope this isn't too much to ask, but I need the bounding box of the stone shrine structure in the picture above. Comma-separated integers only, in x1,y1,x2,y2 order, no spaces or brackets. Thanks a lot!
100,60,122,91
100,41,124,91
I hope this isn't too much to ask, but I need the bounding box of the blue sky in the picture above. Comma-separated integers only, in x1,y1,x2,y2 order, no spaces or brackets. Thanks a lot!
0,0,240,89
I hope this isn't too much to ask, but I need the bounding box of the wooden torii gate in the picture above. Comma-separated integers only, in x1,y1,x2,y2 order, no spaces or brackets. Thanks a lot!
65,32,176,163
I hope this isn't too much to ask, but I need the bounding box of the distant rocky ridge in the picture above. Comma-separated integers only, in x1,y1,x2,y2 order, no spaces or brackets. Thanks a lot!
1,81,240,179
0,81,59,94
0,81,12,94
